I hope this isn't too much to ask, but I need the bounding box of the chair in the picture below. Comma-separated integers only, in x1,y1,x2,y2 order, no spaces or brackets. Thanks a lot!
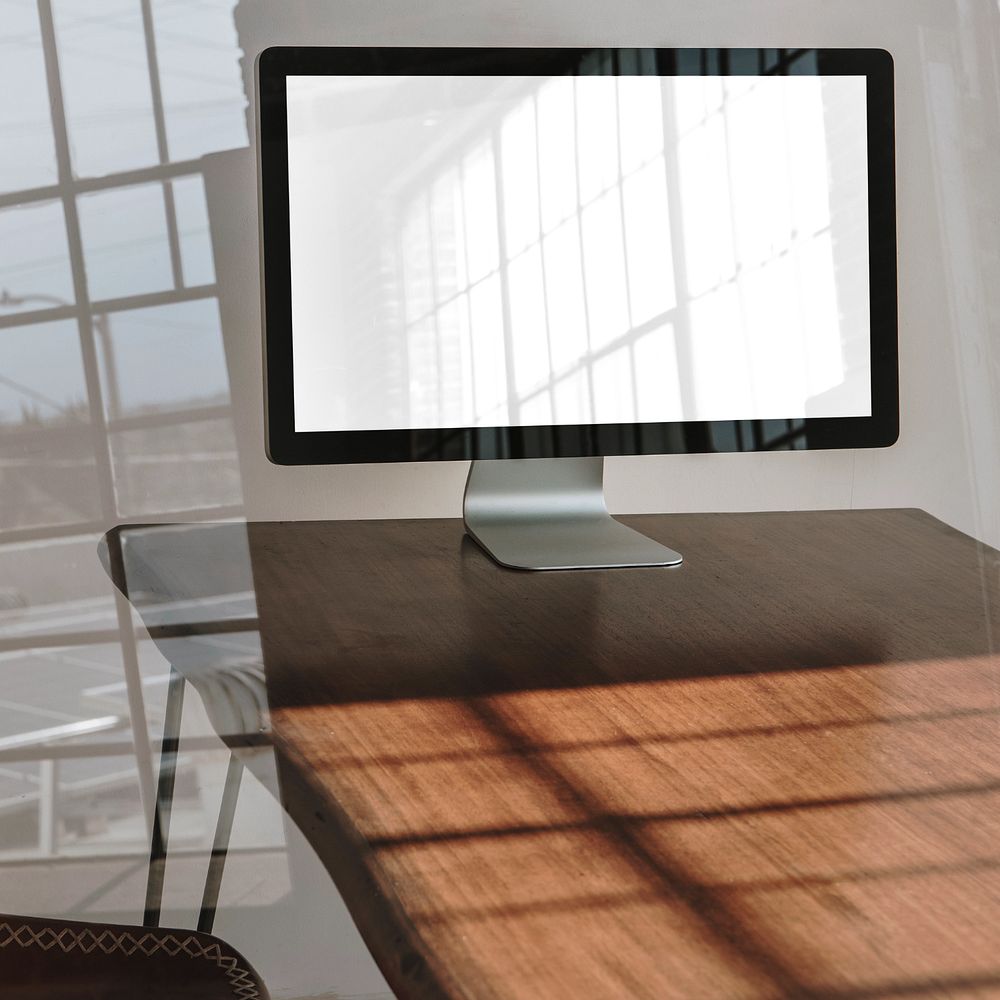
0,911,269,999
97,522,271,933
0,525,274,997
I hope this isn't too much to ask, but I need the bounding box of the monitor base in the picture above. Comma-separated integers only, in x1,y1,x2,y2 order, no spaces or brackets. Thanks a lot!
463,457,683,571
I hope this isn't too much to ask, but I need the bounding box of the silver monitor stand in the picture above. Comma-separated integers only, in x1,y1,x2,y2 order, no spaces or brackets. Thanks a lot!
463,457,683,571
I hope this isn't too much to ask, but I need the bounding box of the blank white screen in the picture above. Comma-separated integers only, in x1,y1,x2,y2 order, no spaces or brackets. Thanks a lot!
286,73,871,432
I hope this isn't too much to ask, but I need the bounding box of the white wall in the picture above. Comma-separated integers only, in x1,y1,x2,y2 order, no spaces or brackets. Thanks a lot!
211,0,1000,547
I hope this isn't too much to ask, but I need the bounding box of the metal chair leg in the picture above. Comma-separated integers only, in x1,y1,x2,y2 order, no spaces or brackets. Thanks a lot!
197,753,244,934
143,665,186,928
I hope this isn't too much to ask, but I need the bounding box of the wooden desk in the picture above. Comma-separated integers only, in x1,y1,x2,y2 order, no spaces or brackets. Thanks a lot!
248,509,1000,1000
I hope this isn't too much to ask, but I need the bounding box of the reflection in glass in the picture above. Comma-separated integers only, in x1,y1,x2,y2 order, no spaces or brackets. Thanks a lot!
430,170,463,302
622,158,675,327
0,761,42,858
592,346,633,424
78,183,174,302
0,201,74,313
508,244,549,398
0,4,333,988
31,755,144,859
110,418,241,516
537,77,578,234
152,0,248,161
576,76,619,204
461,142,499,284
634,325,683,422
0,638,138,857
689,282,750,415
543,221,588,374
553,366,590,426
0,432,100,532
580,190,630,352
52,0,160,177
0,320,87,428
0,637,137,857
287,73,872,434
96,299,230,421
618,76,664,175
519,385,552,426
468,274,507,426
678,110,734,298
171,174,215,287
0,1,58,194
0,534,117,643
500,100,539,258
401,196,433,325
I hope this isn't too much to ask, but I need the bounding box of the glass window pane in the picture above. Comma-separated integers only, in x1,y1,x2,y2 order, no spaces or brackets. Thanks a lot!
78,184,173,302
0,429,100,531
153,0,248,161
52,0,160,177
171,175,214,286
111,417,241,516
0,320,88,428
96,299,230,420
0,3,58,193
48,754,145,859
0,534,118,645
0,201,74,313
0,761,40,854
0,630,147,860
0,640,125,738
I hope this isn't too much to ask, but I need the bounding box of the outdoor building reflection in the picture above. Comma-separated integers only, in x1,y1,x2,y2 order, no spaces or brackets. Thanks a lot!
0,0,247,872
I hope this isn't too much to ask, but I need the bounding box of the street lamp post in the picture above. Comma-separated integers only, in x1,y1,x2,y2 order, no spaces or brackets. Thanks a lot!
0,288,120,420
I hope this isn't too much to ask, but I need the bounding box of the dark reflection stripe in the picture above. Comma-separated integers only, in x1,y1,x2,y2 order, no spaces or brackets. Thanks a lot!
366,777,1000,850
458,697,810,996
321,704,1000,772
812,974,1000,1000
412,859,1000,926
411,857,1000,926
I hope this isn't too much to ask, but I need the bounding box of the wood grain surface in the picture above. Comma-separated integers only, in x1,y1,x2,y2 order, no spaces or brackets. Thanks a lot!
247,509,1000,1000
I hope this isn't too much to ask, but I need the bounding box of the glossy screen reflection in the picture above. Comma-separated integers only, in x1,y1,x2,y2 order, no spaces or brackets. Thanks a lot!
286,73,871,433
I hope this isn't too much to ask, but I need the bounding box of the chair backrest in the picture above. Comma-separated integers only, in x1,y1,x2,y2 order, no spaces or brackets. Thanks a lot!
0,912,270,1000
97,523,268,740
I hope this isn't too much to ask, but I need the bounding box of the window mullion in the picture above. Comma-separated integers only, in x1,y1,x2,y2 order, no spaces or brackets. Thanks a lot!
139,0,184,288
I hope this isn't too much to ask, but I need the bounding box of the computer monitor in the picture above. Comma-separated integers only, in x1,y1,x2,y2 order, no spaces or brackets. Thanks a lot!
256,47,897,570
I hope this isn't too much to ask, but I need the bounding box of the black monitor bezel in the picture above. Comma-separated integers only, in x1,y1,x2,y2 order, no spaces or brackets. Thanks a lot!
257,46,897,464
